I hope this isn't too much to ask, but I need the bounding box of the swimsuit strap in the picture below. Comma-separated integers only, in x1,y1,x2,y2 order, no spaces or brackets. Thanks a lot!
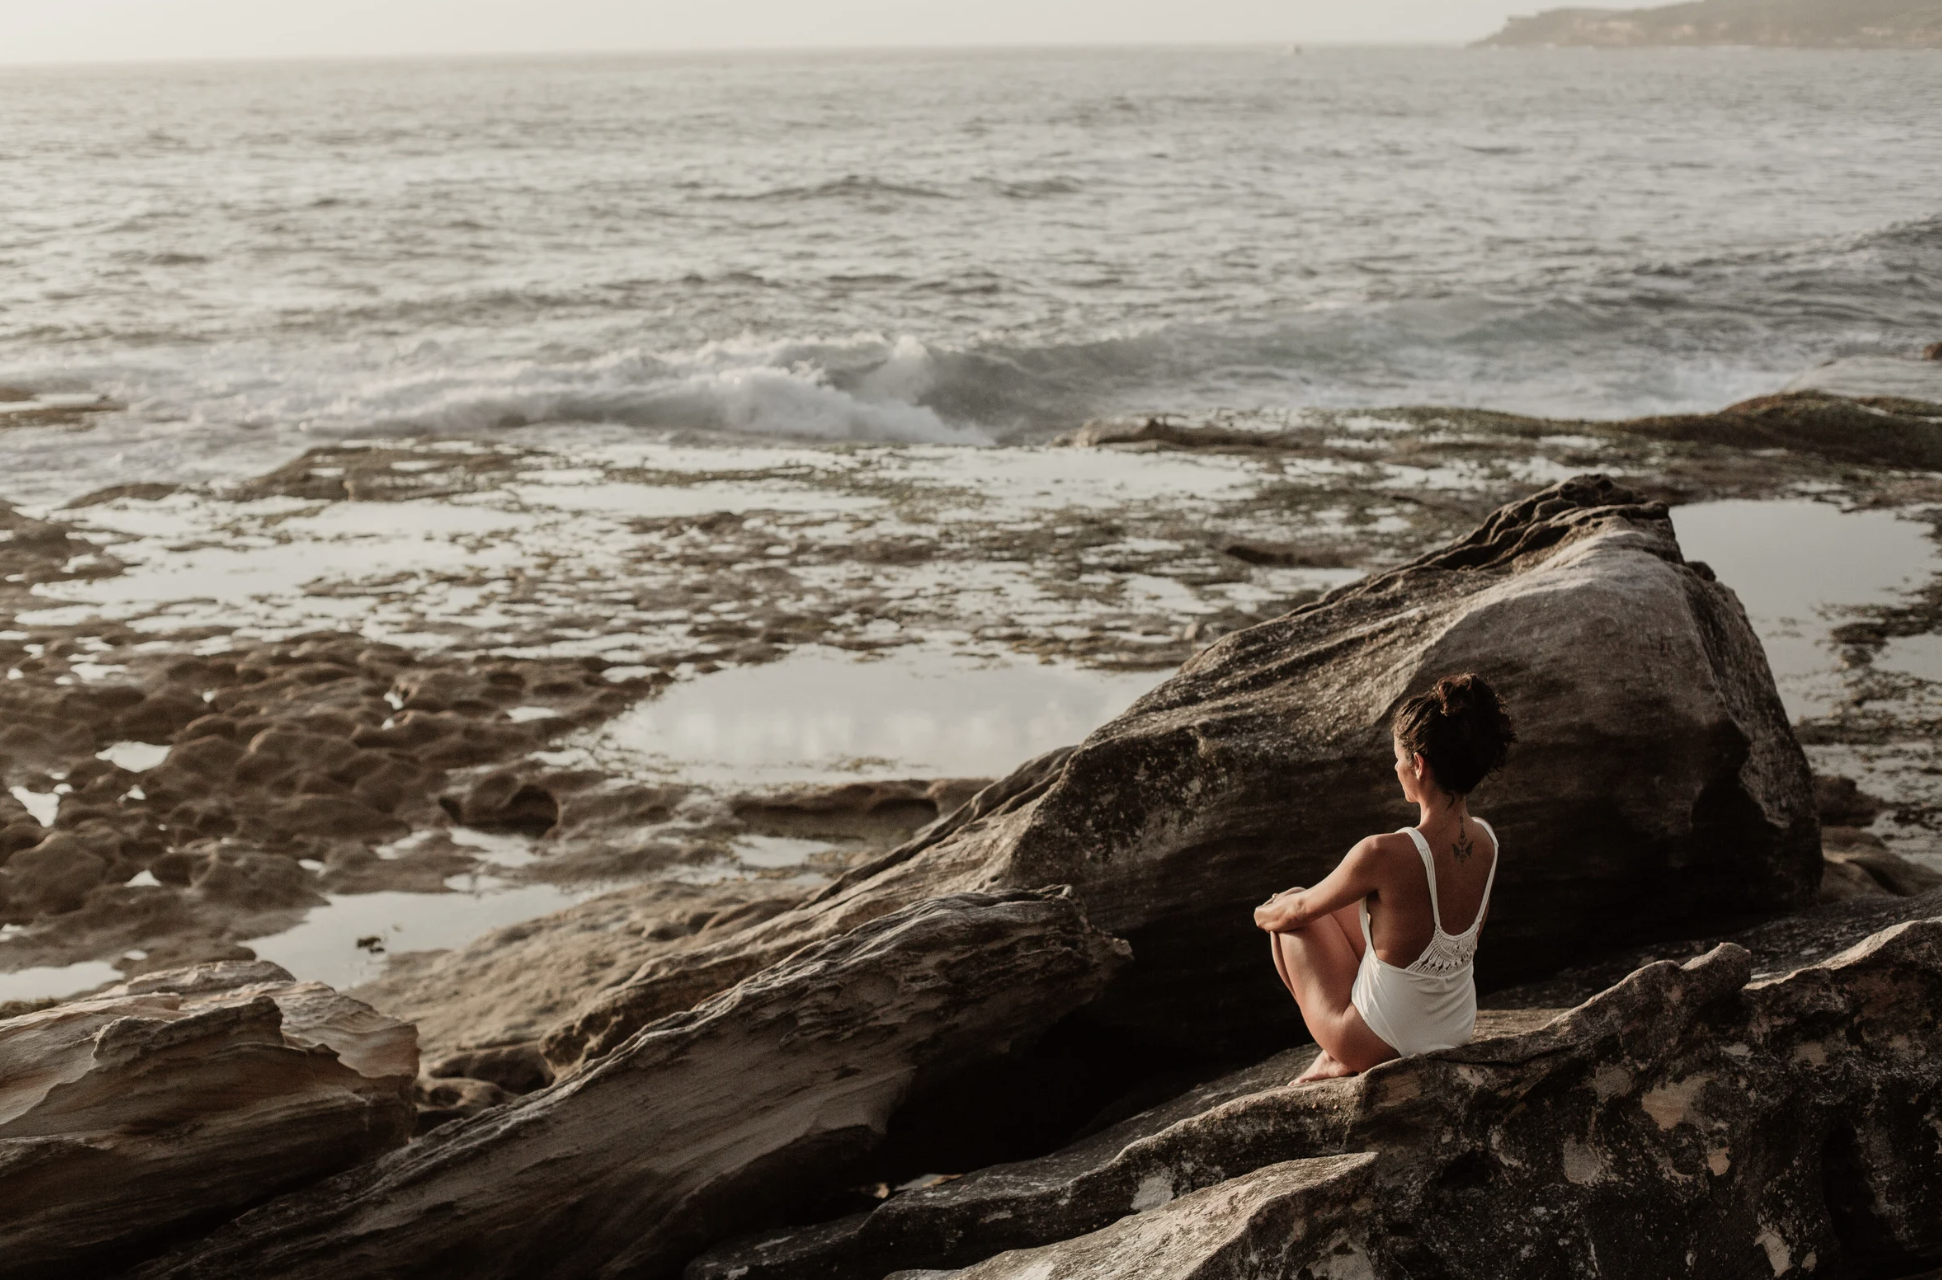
1400,826,1444,934
1470,818,1500,934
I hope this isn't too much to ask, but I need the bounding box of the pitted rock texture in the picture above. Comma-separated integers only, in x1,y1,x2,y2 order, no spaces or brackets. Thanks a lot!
687,1009,1558,1280
0,960,415,1280
136,889,1131,1280
548,475,1819,1070
948,1153,1380,1280
0,622,655,976
695,896,1942,1280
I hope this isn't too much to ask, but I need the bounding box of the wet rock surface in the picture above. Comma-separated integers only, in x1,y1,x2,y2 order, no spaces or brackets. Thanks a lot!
0,620,651,976
546,475,1819,1069
8,389,1942,1009
136,889,1130,1280
0,388,122,430
1066,391,1942,479
696,892,1942,1280
4,391,1942,1276
0,960,415,1280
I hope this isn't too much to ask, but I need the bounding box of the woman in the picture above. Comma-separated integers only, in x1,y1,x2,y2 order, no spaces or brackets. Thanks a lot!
1254,674,1516,1082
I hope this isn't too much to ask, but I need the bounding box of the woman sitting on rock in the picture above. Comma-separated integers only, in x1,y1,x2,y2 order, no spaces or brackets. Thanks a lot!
1255,673,1515,1082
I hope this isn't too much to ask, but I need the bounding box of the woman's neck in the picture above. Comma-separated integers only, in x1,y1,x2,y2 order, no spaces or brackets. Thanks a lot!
1416,793,1468,828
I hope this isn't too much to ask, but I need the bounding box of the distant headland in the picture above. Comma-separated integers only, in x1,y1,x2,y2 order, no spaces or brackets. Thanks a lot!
1479,0,1942,47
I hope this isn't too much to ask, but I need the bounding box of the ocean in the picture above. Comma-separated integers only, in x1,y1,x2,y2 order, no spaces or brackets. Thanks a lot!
1,44,1939,500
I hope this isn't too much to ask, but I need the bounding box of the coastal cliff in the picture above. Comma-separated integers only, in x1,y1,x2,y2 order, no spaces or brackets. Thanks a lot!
1479,0,1942,47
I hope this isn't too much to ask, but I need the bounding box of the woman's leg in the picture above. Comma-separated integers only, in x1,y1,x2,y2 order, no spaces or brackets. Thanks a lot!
1267,921,1397,1078
1267,898,1361,998
1268,907,1362,1001
1331,902,1366,962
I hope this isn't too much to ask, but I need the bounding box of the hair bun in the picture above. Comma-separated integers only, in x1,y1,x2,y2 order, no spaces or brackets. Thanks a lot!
1434,673,1500,721
1435,673,1478,716
1392,672,1517,796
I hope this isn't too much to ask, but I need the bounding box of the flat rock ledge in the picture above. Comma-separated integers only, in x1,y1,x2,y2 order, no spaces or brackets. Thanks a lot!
0,960,416,1280
695,891,1942,1280
135,888,1130,1280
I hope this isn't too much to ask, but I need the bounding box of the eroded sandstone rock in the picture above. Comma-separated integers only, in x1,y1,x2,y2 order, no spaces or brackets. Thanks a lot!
695,893,1942,1280
0,960,414,1280
548,475,1819,1071
424,1042,553,1095
412,1076,510,1134
347,879,817,1061
948,1153,1379,1280
688,1010,1558,1280
138,889,1130,1280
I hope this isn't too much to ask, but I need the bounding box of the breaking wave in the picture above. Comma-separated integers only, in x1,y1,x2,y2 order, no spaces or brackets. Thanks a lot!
3,50,1939,469
137,334,992,446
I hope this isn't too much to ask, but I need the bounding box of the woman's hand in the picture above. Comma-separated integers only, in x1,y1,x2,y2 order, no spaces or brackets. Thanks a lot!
1254,888,1310,933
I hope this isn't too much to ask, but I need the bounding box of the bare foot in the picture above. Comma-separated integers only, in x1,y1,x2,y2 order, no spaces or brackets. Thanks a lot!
1294,1049,1357,1083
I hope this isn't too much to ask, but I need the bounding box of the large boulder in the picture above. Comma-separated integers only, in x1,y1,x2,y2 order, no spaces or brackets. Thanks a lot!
696,889,1942,1280
549,475,1820,1069
0,960,415,1280
136,889,1130,1280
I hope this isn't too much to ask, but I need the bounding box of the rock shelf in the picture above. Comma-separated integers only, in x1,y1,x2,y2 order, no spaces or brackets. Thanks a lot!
4,392,1942,1276
0,960,414,1280
695,892,1942,1280
135,889,1129,1280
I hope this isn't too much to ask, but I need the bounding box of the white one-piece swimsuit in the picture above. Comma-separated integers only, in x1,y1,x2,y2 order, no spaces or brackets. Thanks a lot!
1349,821,1498,1058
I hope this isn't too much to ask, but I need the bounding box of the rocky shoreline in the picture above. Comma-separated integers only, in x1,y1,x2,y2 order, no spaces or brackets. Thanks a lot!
5,388,1941,1002
3,385,1942,1276
1479,0,1942,49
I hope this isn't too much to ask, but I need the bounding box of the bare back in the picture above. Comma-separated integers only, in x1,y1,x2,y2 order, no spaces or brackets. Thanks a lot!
1361,813,1497,968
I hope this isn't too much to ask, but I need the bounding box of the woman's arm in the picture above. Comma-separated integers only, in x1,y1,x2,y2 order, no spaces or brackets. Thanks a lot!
1253,838,1386,933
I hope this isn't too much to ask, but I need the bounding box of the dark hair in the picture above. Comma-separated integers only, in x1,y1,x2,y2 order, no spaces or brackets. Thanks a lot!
1391,673,1516,796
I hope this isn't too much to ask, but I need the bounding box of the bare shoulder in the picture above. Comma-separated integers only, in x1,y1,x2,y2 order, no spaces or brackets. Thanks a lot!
1461,815,1500,860
1348,831,1417,868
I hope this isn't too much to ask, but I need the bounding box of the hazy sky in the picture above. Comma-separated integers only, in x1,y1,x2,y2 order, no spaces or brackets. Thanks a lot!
0,0,1659,64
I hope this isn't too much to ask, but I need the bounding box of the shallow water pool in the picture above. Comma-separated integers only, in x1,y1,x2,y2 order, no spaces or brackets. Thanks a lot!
1671,499,1940,721
569,645,1169,786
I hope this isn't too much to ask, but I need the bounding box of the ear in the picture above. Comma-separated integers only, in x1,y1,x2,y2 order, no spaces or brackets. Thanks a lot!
1412,752,1428,780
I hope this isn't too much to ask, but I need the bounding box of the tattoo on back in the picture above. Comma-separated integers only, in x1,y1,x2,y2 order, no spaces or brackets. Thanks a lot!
1453,828,1475,863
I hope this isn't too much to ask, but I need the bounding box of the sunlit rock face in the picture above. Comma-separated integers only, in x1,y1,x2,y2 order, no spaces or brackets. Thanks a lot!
0,960,415,1280
547,475,1820,1069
